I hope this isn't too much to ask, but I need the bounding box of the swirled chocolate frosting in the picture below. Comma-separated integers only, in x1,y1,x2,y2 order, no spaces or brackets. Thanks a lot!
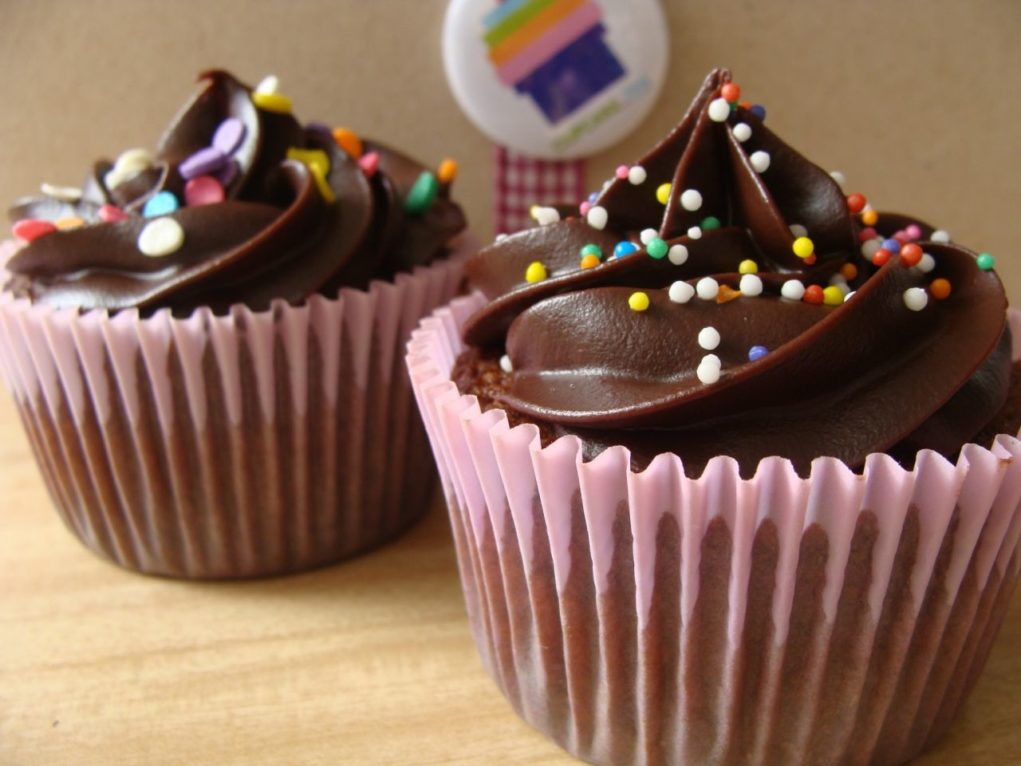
457,68,1010,475
4,70,466,315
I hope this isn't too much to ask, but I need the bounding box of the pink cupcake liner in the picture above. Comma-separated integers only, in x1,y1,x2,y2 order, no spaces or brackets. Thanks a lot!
407,292,1021,766
0,236,472,579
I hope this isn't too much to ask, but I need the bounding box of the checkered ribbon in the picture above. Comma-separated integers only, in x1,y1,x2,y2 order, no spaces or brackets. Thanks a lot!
494,145,587,234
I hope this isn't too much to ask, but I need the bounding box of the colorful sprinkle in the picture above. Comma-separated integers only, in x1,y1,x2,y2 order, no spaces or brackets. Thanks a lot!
437,158,459,184
822,286,844,306
332,128,363,159
748,345,768,362
143,191,180,218
580,243,602,259
628,166,647,185
580,254,601,269
803,285,825,305
680,188,702,211
750,151,771,173
287,147,330,177
708,98,731,122
781,279,806,300
668,244,689,265
252,91,293,113
903,287,928,311
698,326,721,350
646,238,668,260
55,216,84,230
525,261,547,283
137,217,184,257
738,259,758,275
696,277,719,300
861,208,879,226
701,216,721,230
40,182,82,202
716,285,742,303
846,193,867,214
792,236,815,259
404,172,439,214
975,252,996,271
184,176,225,207
900,243,923,267
749,104,767,120
930,278,952,299
212,117,246,155
668,281,695,303
656,183,672,206
629,291,650,312
579,201,592,216
357,152,379,178
931,229,951,243
721,82,741,103
841,263,858,280
587,205,608,230
499,355,513,373
871,248,892,267
739,274,763,296
98,203,127,223
308,163,336,203
882,238,900,253
12,218,57,242
905,224,923,240
615,164,629,179
613,241,639,259
697,355,722,384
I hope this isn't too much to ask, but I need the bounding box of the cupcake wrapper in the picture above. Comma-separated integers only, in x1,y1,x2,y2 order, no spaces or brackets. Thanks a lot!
407,293,1021,766
0,237,470,578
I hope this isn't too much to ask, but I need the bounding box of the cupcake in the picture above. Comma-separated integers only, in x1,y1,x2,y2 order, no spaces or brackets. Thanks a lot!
0,69,471,579
407,69,1021,764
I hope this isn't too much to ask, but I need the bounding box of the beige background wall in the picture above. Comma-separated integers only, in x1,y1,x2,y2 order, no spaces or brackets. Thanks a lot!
0,0,1018,296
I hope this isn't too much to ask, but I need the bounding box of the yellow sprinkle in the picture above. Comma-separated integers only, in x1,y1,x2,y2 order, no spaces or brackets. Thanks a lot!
628,291,650,312
55,216,85,230
822,286,844,306
525,261,547,283
738,259,758,275
332,127,363,159
308,164,336,203
252,91,293,114
861,208,879,226
529,205,540,220
437,158,458,184
792,236,815,259
580,254,600,269
286,148,330,177
656,183,672,205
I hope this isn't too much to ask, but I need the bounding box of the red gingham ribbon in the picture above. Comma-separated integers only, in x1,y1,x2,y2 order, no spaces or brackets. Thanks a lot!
494,145,587,235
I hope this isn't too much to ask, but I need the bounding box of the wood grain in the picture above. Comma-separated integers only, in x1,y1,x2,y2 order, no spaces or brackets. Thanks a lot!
1,389,1018,765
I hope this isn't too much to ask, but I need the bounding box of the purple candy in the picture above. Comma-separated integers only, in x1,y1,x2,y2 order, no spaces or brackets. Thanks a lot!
305,121,335,145
179,146,228,180
215,159,240,187
212,117,246,155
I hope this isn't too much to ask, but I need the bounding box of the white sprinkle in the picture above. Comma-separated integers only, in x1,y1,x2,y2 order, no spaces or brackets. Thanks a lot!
861,238,882,259
781,279,805,300
533,206,560,226
698,326,721,350
495,233,509,243
601,179,611,190
586,205,608,230
903,287,928,311
40,183,82,202
640,228,658,245
687,226,703,240
499,355,513,373
917,253,936,273
668,244,689,266
697,357,722,385
708,98,731,122
668,280,695,303
750,151,771,173
628,166,647,185
789,223,808,238
844,291,856,302
931,229,951,243
732,122,752,142
137,217,184,257
255,74,280,94
680,189,703,212
701,353,721,368
739,274,763,296
829,170,847,190
696,277,719,300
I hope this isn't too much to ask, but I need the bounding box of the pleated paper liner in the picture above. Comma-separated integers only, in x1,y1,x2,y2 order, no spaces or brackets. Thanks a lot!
0,236,471,579
407,293,1021,766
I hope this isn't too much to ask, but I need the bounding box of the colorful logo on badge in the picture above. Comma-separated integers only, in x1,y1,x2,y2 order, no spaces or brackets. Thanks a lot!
482,0,626,124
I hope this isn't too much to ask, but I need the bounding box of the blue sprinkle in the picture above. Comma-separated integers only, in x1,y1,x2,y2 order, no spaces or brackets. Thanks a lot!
882,238,900,253
143,191,180,218
750,104,766,121
748,345,769,362
587,191,599,203
613,241,639,259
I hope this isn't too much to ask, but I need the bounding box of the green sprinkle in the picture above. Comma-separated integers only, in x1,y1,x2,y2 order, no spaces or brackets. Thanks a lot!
701,216,722,230
404,172,439,215
976,252,996,271
646,237,668,259
580,243,603,259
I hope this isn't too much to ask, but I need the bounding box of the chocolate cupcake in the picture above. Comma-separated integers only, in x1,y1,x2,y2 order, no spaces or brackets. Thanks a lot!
408,69,1021,764
0,70,472,578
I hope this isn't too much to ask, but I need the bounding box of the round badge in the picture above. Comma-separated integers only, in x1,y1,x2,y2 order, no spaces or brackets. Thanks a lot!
443,0,669,160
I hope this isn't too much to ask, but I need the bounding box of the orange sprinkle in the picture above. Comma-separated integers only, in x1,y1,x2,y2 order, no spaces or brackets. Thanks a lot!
721,82,741,103
716,284,743,304
930,278,952,300
804,253,817,265
332,127,363,159
437,158,458,184
55,216,85,230
841,263,858,280
861,209,879,226
579,254,600,269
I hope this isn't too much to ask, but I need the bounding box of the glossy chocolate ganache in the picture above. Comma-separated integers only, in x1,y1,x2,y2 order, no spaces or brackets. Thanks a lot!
4,70,465,315
455,68,1016,476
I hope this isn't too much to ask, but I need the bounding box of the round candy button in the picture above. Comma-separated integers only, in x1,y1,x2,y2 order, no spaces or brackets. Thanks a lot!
443,0,668,159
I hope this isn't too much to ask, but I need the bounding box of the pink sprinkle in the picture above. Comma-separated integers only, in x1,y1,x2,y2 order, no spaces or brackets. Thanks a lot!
359,151,380,178
893,230,910,245
905,223,922,240
98,204,128,223
579,201,592,216
184,175,225,207
615,165,629,179
12,218,57,243
858,226,877,242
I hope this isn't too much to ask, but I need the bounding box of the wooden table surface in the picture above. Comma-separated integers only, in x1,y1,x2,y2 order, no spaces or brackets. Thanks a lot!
2,391,1019,766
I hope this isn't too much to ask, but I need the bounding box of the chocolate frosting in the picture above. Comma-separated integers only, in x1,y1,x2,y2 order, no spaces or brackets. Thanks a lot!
4,70,466,315
461,69,1009,474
